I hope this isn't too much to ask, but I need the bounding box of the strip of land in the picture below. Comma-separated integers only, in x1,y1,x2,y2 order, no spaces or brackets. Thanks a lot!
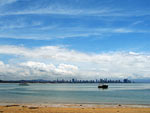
0,104,150,113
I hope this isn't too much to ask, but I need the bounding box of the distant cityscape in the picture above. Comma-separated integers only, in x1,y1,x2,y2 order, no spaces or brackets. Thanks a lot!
0,78,132,83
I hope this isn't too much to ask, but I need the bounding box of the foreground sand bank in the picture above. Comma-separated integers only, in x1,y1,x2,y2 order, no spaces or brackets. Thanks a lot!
0,104,150,113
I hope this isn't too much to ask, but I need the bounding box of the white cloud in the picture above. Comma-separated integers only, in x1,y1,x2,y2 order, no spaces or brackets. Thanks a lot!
0,3,115,16
0,61,4,65
0,4,150,17
0,19,42,30
0,45,150,79
132,21,143,26
113,28,134,33
20,61,78,76
0,0,150,17
0,60,79,80
0,27,148,40
19,8,115,16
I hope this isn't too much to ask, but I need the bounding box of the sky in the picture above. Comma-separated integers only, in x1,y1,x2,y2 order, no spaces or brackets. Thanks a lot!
0,0,150,80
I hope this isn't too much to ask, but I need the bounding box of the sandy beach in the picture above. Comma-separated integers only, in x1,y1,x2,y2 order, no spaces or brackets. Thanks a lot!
0,104,150,113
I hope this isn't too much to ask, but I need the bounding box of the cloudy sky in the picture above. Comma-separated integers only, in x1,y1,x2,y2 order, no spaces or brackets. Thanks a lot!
0,0,150,80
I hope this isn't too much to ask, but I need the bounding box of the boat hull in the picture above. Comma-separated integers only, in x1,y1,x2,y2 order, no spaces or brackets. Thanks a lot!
98,85,108,89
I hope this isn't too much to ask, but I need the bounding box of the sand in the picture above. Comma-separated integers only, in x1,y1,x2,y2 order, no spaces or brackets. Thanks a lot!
0,104,150,113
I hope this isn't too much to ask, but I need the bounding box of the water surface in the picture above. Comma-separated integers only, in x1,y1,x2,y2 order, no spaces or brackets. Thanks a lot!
0,83,150,105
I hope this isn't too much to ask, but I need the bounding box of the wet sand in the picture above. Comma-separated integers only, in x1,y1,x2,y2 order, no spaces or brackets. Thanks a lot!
0,104,150,113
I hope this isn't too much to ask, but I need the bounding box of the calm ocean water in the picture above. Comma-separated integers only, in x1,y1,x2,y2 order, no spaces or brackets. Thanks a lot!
0,83,150,105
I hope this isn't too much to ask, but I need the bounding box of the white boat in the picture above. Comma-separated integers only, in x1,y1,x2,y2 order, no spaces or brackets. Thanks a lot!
19,82,29,86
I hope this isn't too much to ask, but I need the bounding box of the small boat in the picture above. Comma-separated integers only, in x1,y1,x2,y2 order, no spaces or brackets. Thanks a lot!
19,82,29,86
98,84,108,89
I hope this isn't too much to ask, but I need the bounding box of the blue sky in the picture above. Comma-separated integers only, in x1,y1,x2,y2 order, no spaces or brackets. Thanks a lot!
0,0,150,52
0,0,150,80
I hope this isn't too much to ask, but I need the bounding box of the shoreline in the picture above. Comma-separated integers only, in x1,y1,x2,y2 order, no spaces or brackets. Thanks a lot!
0,103,150,113
0,102,150,108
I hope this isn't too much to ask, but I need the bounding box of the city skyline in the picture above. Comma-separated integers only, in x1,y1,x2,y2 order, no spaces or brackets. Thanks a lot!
0,78,132,83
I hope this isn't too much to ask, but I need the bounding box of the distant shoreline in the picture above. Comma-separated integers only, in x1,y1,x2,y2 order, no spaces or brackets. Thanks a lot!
0,78,133,83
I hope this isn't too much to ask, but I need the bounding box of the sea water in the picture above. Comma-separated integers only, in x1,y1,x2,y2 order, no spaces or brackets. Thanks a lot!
0,83,150,105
